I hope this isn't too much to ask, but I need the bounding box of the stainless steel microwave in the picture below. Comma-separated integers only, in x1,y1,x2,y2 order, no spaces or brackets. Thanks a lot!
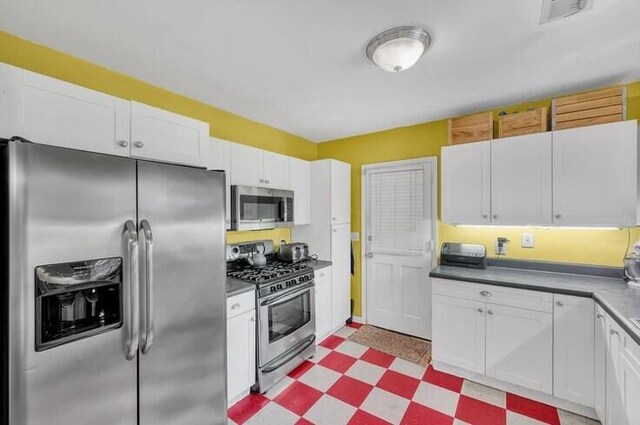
231,185,294,230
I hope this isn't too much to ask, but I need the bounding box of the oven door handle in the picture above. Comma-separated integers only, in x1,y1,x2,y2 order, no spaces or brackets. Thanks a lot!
260,282,314,306
262,334,316,373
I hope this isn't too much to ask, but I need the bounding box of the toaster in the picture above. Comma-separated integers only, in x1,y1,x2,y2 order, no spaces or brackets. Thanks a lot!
278,243,309,263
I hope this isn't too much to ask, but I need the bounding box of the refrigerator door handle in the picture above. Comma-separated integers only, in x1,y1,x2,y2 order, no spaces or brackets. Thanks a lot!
123,220,140,360
139,219,154,354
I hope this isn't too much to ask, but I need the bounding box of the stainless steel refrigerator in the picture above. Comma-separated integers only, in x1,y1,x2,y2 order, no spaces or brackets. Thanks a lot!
0,140,227,425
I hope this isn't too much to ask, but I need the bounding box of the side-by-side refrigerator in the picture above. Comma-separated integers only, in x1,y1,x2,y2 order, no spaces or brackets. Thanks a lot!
0,140,227,425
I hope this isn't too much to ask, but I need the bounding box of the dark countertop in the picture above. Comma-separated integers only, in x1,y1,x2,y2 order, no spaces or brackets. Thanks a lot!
301,259,332,271
430,265,640,346
226,278,256,298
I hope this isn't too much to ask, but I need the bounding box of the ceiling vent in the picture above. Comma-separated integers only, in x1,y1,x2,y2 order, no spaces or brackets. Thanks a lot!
540,0,594,23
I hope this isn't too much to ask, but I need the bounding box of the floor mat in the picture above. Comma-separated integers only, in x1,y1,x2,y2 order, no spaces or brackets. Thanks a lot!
347,324,432,366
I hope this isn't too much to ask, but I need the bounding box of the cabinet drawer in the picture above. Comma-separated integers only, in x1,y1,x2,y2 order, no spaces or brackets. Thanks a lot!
432,278,553,313
227,291,255,319
314,266,332,282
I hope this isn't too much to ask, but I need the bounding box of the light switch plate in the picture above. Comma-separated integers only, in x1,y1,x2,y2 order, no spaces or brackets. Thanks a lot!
521,233,535,248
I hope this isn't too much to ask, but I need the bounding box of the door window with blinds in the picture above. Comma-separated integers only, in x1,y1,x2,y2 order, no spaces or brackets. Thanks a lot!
368,166,430,255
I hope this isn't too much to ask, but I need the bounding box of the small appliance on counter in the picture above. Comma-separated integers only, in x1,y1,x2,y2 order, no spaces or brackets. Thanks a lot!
278,242,310,263
440,242,487,269
624,241,640,288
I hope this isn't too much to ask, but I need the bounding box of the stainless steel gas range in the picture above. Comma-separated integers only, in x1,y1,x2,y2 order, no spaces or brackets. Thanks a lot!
227,240,316,393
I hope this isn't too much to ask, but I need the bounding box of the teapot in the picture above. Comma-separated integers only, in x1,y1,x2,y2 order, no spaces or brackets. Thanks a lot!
247,245,267,268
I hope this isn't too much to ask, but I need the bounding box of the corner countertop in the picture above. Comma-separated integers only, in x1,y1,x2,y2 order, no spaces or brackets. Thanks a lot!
226,278,256,298
301,259,332,271
430,265,640,346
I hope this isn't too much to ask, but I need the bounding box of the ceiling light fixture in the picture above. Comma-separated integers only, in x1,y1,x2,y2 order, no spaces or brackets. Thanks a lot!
366,26,432,73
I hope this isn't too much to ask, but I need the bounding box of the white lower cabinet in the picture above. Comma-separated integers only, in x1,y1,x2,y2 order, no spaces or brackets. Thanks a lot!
553,295,595,406
619,347,640,425
226,292,256,405
331,223,351,330
594,304,607,422
314,267,332,341
485,303,553,394
432,294,485,374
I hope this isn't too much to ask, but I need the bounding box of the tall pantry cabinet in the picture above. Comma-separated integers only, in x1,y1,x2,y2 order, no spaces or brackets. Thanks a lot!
294,159,352,333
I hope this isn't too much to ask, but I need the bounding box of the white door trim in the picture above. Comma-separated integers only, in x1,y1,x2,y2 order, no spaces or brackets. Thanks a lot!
360,156,438,325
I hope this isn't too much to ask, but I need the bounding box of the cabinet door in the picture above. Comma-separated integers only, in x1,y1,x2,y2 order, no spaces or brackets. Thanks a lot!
230,143,263,187
130,101,208,166
485,304,553,394
331,223,351,330
432,295,485,374
226,309,256,405
21,70,131,156
553,121,638,226
289,157,311,225
205,138,232,229
263,151,290,189
553,295,595,407
595,304,607,422
442,141,491,225
314,267,333,341
0,63,23,139
330,161,351,224
491,133,552,225
620,349,640,425
606,316,624,425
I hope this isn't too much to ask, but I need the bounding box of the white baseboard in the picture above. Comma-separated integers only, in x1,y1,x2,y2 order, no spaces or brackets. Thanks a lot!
351,316,364,324
433,361,598,421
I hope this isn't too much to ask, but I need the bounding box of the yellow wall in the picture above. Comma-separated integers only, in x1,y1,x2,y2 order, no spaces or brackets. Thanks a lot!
0,31,317,245
319,81,640,317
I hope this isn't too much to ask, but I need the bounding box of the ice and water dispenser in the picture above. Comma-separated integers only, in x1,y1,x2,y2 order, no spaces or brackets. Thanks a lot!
35,258,123,351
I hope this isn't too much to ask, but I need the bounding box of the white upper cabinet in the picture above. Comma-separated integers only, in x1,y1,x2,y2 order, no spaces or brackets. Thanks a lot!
130,101,209,166
442,141,491,225
204,137,232,229
491,133,552,225
553,295,595,407
230,143,291,189
330,160,351,224
553,120,639,227
0,63,27,139
289,157,311,225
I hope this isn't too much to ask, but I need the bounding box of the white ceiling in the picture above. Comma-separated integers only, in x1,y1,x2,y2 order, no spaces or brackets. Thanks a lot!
1,0,639,142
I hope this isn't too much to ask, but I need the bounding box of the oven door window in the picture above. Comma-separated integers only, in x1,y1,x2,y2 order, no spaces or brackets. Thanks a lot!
240,195,282,222
268,291,311,344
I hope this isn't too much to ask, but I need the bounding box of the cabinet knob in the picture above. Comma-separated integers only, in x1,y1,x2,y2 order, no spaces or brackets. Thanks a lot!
119,140,129,147
134,141,144,148
492,214,498,219
487,309,494,315
231,303,240,310
478,307,484,313
333,229,337,233
332,217,336,221
596,313,604,319
265,179,270,184
367,253,373,258
610,328,619,336
556,301,564,307
555,214,562,219
482,214,488,219
480,290,492,297
250,316,256,322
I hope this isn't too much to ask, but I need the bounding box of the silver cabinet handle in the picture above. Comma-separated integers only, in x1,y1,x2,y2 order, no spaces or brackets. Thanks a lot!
119,140,129,147
557,301,564,307
487,309,494,315
134,141,144,148
139,219,154,355
555,214,562,219
123,220,139,361
610,328,619,336
482,214,488,219
596,313,604,319
478,307,484,313
367,253,373,258
492,214,498,219
231,303,240,310
480,290,492,297
332,217,336,221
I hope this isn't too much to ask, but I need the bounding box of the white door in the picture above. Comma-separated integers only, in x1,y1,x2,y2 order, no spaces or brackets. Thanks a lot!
485,304,553,394
331,224,351,330
130,101,208,166
20,70,131,156
594,304,607,422
331,161,351,224
230,143,263,187
205,137,232,229
432,295,485,374
553,121,638,226
289,157,311,225
314,267,333,341
364,159,436,339
491,133,552,225
441,141,491,225
553,295,595,407
226,309,256,405
262,151,290,189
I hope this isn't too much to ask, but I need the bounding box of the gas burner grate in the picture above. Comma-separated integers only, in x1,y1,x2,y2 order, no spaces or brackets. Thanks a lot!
226,261,311,284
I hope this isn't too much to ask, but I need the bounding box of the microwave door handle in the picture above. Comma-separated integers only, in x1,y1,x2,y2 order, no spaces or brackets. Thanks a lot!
123,220,139,361
139,219,154,354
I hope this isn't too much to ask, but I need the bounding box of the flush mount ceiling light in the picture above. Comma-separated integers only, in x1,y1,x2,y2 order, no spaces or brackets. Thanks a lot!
366,26,432,73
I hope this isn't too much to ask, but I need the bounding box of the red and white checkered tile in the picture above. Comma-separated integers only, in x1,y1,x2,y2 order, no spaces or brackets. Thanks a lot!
228,323,599,425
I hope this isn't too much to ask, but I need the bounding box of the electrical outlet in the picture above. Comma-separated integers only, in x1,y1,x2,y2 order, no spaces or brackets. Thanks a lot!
521,233,535,248
496,237,508,255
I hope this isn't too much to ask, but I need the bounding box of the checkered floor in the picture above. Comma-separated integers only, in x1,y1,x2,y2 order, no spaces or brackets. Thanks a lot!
228,323,600,425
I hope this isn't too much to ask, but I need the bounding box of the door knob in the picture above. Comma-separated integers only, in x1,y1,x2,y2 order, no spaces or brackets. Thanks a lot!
119,140,129,147
134,141,144,148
